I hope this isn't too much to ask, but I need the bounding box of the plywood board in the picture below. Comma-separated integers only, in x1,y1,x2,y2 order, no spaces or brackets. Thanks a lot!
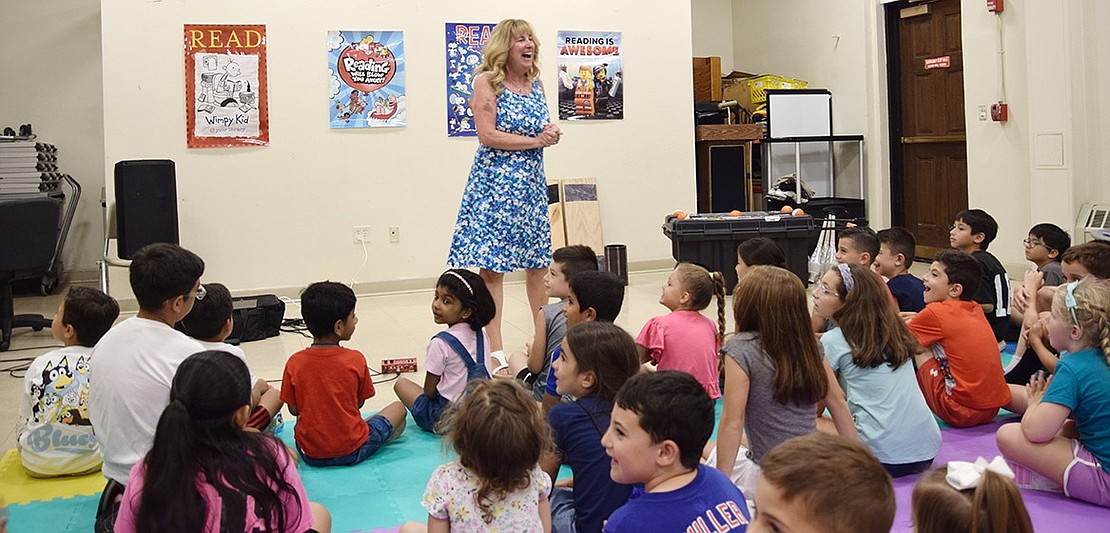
559,177,604,257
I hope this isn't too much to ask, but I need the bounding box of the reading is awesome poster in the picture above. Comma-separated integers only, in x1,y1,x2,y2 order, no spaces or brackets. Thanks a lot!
557,31,623,120
328,30,406,128
445,22,495,137
184,24,268,147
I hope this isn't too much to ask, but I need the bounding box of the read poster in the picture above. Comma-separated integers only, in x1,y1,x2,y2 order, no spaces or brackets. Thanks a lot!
184,24,269,147
328,30,406,128
557,31,623,120
445,22,495,137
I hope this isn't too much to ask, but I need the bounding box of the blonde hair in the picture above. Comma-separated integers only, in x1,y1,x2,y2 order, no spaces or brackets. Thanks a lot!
912,468,1033,533
477,19,541,96
1053,278,1110,365
672,263,727,348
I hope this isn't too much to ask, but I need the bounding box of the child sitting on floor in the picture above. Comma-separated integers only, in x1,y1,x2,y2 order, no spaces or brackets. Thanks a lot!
875,227,925,313
997,279,1110,507
542,271,625,413
734,237,787,280
18,286,118,477
179,282,282,432
711,266,857,495
911,458,1032,533
281,281,406,466
115,351,330,533
811,264,940,477
504,245,598,400
401,380,553,533
636,262,726,399
395,269,495,433
906,250,1013,426
602,371,750,533
751,433,895,533
542,321,641,533
949,209,1011,344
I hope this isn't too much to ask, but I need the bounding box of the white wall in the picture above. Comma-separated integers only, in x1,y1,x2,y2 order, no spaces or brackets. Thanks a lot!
0,1,104,280
99,2,695,298
691,0,735,73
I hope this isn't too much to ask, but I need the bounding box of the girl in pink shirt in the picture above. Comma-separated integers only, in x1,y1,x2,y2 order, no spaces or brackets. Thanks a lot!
636,263,726,398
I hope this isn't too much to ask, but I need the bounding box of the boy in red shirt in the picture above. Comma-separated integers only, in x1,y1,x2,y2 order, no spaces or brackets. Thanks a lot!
281,281,406,466
906,250,1012,427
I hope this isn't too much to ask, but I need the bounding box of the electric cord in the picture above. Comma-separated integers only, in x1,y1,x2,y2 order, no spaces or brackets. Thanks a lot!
350,238,369,289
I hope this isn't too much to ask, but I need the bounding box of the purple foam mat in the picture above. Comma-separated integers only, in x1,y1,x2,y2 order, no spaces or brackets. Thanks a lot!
890,416,1110,531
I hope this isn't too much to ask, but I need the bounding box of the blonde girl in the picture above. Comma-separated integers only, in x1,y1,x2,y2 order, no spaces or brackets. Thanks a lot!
711,265,857,495
912,461,1033,533
811,263,941,477
403,380,553,533
635,262,726,398
996,278,1110,507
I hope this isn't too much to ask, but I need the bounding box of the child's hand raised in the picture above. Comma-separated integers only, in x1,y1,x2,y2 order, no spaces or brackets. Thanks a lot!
1025,371,1052,405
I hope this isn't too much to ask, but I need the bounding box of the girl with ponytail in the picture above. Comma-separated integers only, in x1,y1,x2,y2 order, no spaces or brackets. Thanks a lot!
114,351,330,532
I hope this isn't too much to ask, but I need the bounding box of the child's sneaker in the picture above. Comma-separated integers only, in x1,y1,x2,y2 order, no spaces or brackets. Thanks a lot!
1008,460,1064,493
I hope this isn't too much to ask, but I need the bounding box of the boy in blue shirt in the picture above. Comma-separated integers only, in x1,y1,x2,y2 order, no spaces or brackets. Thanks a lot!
875,227,925,312
601,371,749,533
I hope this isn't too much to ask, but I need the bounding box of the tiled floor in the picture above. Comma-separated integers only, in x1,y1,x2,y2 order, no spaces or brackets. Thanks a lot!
0,268,693,454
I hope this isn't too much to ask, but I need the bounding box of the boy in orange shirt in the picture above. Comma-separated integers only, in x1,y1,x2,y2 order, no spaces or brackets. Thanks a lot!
906,250,1012,427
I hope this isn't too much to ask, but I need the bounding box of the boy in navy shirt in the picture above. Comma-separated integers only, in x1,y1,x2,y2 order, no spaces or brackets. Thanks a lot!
875,227,925,312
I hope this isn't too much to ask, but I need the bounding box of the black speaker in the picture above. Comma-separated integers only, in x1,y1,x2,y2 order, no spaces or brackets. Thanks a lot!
114,160,179,260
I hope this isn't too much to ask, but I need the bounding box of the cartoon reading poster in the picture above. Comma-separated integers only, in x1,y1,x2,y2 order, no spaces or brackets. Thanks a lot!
557,31,623,120
184,24,268,148
445,22,495,137
328,30,406,129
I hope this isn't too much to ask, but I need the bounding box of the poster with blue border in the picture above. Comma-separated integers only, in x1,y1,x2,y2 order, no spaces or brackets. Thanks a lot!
557,31,623,120
328,30,406,128
445,22,495,137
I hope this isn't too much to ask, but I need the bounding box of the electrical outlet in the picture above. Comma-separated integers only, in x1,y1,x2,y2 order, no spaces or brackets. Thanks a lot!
353,225,370,243
389,226,400,243
978,105,988,121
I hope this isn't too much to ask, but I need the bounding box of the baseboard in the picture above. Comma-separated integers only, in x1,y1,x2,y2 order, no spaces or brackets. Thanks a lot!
78,258,679,314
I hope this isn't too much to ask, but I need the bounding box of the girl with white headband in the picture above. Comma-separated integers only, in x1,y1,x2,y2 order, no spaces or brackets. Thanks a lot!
394,269,496,433
811,263,941,477
911,457,1032,533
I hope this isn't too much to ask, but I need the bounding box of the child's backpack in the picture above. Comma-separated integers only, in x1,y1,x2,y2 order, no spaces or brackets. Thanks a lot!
433,330,490,382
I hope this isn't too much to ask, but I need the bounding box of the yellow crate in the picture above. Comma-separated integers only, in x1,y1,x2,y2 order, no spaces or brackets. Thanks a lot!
748,74,808,104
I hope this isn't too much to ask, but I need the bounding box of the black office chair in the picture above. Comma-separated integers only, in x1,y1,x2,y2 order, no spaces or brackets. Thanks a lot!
0,195,61,351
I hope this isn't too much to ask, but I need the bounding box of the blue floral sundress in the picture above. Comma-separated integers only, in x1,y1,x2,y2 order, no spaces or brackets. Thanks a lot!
448,80,553,272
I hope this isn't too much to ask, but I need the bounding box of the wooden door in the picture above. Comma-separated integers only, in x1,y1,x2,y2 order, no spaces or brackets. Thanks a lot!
891,0,967,259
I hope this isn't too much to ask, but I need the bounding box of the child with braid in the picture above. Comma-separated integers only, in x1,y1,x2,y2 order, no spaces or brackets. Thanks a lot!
996,279,1110,506
635,263,726,398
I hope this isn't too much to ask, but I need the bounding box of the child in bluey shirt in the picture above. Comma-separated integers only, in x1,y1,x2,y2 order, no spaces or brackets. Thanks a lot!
636,262,726,399
18,286,118,477
395,269,496,433
179,282,282,431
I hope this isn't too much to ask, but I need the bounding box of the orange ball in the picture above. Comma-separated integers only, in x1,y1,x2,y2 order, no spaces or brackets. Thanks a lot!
729,210,743,217
780,205,793,214
792,208,805,216
673,209,688,220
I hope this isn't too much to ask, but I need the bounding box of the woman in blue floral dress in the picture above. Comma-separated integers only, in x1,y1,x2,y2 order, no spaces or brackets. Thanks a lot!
448,19,562,358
